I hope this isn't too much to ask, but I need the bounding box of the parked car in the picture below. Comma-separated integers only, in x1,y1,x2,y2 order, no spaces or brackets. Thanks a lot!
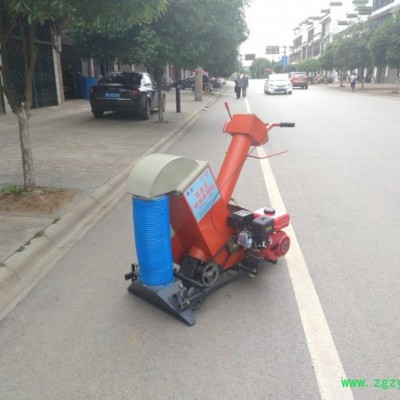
178,73,212,90
289,71,309,89
212,77,226,89
163,78,176,91
264,74,292,95
89,71,165,119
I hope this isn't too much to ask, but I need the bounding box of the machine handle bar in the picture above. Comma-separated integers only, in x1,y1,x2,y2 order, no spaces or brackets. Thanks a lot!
265,122,295,130
280,122,295,128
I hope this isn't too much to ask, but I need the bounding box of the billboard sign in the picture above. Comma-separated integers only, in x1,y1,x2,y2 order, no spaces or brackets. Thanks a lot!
265,46,280,54
245,54,256,61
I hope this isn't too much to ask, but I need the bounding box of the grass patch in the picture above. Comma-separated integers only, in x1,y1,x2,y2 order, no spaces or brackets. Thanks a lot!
1,184,23,194
33,230,45,239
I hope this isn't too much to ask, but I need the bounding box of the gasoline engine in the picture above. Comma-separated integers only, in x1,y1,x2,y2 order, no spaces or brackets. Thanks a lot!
125,104,295,325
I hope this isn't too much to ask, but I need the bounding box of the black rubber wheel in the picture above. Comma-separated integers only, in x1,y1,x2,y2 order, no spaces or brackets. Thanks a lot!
92,109,104,118
141,100,151,120
191,297,204,310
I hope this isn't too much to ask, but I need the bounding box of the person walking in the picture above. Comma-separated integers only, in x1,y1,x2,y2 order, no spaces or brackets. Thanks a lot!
242,74,249,97
350,73,357,91
234,74,243,99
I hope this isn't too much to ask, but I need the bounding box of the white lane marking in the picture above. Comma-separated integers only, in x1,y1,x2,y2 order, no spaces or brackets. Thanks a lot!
245,97,354,400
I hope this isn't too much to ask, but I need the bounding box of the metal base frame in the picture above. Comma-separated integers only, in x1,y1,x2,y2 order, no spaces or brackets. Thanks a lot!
128,279,196,326
126,267,246,326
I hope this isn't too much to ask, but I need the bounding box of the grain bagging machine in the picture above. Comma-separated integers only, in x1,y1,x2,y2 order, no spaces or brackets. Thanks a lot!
125,103,295,325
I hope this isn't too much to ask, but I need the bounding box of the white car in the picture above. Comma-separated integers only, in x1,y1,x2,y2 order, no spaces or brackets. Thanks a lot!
264,74,292,95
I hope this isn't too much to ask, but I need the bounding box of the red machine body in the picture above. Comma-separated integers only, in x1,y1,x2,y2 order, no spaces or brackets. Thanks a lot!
125,108,295,325
253,208,290,262
169,113,291,268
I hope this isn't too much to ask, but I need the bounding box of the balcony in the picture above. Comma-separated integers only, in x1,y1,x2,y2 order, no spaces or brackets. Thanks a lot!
357,6,372,14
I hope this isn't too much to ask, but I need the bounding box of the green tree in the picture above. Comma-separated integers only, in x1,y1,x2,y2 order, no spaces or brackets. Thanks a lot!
147,0,248,83
249,58,271,78
75,0,249,76
0,0,166,193
319,43,335,72
370,11,400,92
69,0,168,31
273,63,283,73
199,1,248,77
319,21,374,88
331,35,349,86
0,0,67,192
124,26,170,121
384,13,400,93
318,36,349,86
298,58,320,75
0,0,167,193
171,0,248,74
369,26,388,69
338,21,373,88
69,0,249,110
283,63,298,73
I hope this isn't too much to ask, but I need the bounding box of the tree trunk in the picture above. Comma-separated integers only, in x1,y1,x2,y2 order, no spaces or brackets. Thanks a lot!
360,66,365,89
339,70,344,87
154,67,164,122
1,15,38,193
17,107,37,192
394,68,400,94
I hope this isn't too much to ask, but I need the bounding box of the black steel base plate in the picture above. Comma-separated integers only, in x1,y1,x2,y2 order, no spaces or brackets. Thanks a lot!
128,279,196,326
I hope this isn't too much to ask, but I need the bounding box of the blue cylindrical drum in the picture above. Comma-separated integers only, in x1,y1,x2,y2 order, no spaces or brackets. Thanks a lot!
132,195,173,286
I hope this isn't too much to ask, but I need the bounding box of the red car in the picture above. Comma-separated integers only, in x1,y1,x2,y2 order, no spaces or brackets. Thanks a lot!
290,72,309,89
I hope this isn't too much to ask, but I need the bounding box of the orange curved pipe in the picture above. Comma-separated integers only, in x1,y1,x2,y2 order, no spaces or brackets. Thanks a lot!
216,134,253,204
217,114,269,204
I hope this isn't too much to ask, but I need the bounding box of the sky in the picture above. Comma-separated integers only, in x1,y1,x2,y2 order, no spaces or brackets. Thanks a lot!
240,0,330,64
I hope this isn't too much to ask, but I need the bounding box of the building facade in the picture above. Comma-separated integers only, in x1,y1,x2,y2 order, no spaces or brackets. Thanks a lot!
0,22,64,114
289,0,400,83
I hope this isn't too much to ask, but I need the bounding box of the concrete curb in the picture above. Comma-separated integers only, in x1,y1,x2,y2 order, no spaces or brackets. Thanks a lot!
0,92,221,319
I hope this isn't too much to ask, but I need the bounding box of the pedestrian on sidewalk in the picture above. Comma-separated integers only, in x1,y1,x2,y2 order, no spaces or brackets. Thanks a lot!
242,74,249,97
234,74,244,99
350,73,357,91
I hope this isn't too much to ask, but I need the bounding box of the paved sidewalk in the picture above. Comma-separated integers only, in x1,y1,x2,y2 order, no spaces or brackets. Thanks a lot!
323,81,400,96
0,87,224,315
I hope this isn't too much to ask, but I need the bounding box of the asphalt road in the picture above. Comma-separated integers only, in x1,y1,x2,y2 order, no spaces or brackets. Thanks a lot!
1,81,399,400
248,81,400,400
